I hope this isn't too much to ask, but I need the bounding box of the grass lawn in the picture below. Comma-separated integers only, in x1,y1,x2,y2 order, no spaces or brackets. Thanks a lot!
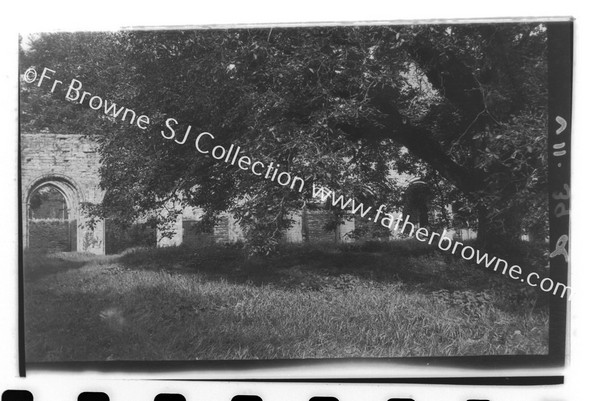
23,241,549,361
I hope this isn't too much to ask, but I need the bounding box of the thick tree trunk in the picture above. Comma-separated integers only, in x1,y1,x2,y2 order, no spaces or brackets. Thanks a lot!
476,203,525,252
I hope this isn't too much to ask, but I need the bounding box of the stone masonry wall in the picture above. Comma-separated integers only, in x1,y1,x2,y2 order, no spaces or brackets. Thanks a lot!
24,133,428,253
21,132,105,254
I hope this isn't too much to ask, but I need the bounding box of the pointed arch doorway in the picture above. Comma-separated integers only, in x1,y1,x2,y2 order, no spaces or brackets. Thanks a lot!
27,183,76,252
25,176,81,253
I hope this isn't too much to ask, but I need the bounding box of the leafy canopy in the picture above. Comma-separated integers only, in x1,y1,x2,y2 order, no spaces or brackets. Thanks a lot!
20,23,548,251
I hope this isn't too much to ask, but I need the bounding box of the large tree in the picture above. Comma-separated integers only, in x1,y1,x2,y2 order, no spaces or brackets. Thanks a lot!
20,23,548,252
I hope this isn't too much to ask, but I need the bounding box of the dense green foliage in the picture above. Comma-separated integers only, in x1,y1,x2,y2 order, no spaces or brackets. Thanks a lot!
20,24,549,252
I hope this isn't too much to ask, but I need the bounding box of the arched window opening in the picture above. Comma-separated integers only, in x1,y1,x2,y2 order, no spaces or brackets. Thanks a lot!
27,183,76,253
29,185,68,220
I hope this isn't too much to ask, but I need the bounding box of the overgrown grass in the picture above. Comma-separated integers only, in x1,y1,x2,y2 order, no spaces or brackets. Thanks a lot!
23,241,549,361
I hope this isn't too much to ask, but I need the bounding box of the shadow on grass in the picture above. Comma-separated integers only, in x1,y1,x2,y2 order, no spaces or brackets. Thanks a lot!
116,240,548,299
118,240,439,284
22,250,117,282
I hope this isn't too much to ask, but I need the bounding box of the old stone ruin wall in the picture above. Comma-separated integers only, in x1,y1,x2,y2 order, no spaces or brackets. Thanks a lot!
156,205,358,249
21,133,381,255
22,132,476,255
21,132,105,254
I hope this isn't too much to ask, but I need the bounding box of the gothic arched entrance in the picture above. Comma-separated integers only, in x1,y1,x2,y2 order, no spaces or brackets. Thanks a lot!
24,174,105,254
25,175,81,253
27,183,76,252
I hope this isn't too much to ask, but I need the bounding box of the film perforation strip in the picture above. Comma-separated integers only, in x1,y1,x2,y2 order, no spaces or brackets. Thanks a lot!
2,391,495,401
0,388,504,401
